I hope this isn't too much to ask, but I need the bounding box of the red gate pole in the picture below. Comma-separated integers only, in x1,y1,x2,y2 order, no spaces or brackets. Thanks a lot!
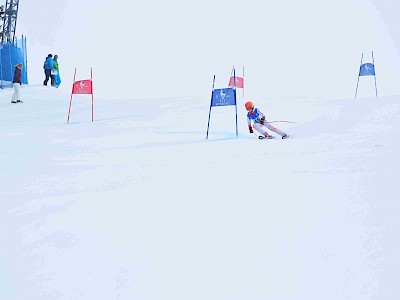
242,65,245,98
91,68,94,122
67,68,77,123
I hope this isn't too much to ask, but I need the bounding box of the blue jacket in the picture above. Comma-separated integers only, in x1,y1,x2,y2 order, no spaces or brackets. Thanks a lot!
43,57,54,70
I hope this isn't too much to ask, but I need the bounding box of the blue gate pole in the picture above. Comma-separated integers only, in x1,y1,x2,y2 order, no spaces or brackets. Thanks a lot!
206,75,216,140
234,68,238,137
8,43,13,86
24,36,28,84
372,51,378,97
355,53,363,99
0,46,3,89
21,35,27,84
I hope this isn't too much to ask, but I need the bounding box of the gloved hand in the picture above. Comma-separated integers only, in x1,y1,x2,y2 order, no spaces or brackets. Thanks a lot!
260,116,265,125
249,126,253,133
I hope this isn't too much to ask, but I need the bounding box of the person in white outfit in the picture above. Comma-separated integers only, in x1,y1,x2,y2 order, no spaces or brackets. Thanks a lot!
245,101,289,139
11,63,23,104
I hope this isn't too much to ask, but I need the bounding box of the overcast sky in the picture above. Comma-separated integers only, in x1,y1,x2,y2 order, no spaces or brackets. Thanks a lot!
16,0,400,100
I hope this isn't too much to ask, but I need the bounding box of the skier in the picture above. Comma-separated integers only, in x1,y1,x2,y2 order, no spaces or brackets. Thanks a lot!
11,63,23,103
53,55,61,88
43,54,54,86
245,101,289,139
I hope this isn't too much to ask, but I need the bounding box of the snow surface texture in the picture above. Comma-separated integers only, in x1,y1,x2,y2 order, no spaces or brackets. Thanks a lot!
1,85,400,299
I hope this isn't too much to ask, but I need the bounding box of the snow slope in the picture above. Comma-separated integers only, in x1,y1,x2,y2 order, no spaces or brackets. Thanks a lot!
1,85,400,299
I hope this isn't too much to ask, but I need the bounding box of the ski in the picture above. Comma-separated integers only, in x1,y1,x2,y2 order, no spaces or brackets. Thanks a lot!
258,135,274,140
258,134,290,140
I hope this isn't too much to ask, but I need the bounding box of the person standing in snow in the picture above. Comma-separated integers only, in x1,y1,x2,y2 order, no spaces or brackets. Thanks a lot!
11,63,23,103
43,54,54,86
245,101,289,139
53,54,61,88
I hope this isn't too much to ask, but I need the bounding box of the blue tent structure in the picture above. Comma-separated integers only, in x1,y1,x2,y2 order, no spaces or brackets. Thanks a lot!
0,35,28,88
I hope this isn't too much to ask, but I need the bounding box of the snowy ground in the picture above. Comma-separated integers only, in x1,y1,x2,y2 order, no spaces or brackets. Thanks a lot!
1,85,400,299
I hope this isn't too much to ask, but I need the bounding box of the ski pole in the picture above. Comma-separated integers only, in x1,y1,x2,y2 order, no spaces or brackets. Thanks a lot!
252,131,263,139
267,120,297,124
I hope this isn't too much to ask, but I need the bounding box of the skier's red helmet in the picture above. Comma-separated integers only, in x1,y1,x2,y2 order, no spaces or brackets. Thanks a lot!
245,101,254,111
